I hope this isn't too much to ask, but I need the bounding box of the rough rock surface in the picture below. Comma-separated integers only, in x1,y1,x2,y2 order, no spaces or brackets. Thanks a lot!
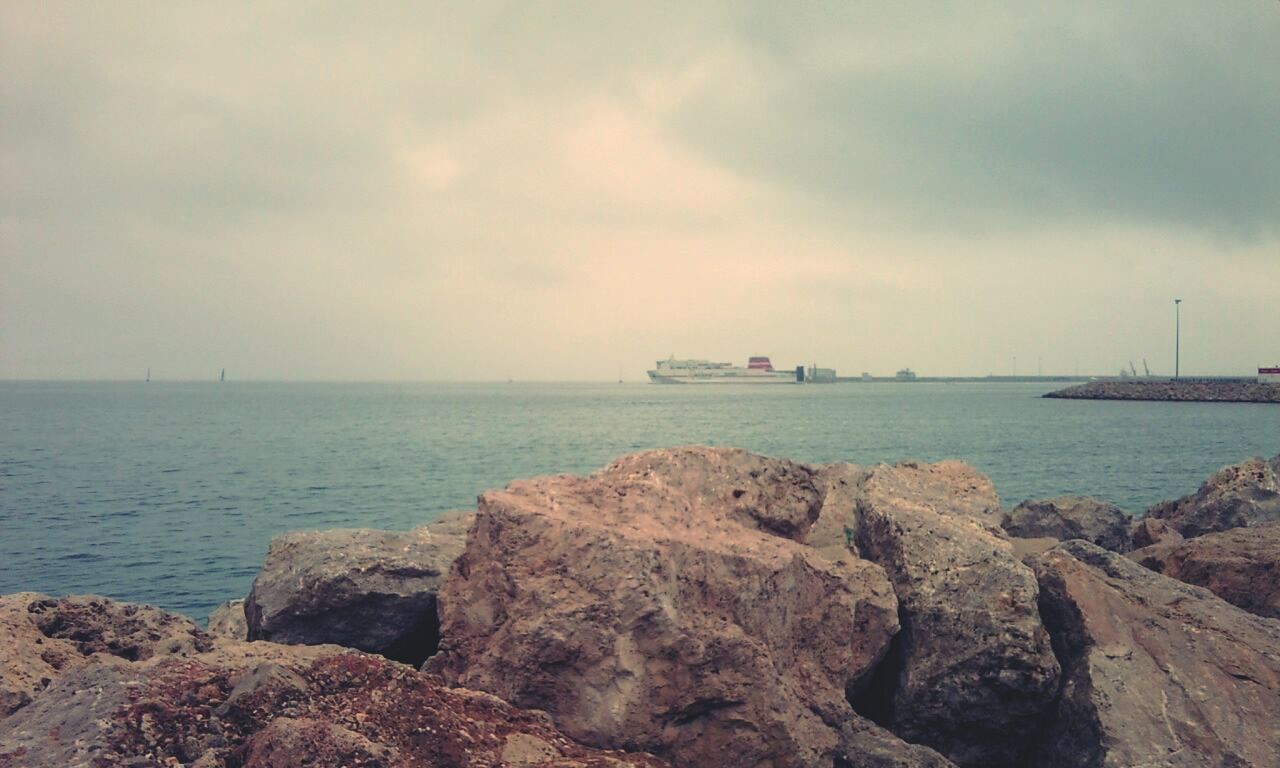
1145,454,1280,537
429,447,907,768
245,511,472,665
1129,516,1182,550
1033,540,1280,768
853,461,1060,768
0,634,667,768
1129,523,1280,619
0,593,213,720
1001,496,1132,553
207,598,249,640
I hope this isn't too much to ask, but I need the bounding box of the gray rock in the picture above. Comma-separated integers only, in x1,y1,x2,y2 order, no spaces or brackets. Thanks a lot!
1034,540,1280,768
245,512,471,666
1146,454,1280,537
1002,496,1132,553
853,461,1060,768
206,598,248,640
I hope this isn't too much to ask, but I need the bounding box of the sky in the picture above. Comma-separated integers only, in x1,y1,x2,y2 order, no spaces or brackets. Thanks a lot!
2,2,1278,381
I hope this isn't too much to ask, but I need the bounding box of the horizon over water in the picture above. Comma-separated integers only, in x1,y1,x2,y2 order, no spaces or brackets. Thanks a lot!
2,380,1278,622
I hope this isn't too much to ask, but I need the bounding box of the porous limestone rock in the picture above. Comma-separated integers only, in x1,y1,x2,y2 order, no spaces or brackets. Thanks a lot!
1129,523,1280,619
245,511,471,665
853,462,1060,768
428,447,904,768
1146,454,1280,537
1034,540,1280,768
1001,496,1132,553
0,636,667,768
207,598,249,640
0,593,212,720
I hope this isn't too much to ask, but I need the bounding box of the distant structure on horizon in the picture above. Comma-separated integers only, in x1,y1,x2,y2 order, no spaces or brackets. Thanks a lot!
1260,366,1280,384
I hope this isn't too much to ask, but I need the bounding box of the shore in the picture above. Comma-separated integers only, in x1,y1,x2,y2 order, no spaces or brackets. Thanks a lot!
1045,378,1280,403
4,448,1280,767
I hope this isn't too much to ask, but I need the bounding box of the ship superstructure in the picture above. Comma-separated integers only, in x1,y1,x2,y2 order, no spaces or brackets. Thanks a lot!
647,356,798,384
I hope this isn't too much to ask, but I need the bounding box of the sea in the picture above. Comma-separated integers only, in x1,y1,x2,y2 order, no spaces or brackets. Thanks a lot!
2,380,1277,622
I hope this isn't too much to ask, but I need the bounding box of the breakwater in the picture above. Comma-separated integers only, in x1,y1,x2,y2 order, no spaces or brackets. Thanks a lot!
1045,379,1280,403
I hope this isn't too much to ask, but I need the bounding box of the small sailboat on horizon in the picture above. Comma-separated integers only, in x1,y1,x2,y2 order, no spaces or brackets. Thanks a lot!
219,368,225,383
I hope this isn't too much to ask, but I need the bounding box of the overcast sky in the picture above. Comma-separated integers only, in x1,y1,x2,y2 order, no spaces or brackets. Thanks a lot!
3,2,1277,381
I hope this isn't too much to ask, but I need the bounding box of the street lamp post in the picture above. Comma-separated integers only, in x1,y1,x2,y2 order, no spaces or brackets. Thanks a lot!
1174,299,1182,379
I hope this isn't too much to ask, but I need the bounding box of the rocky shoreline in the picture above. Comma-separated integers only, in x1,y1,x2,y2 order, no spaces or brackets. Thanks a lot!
1044,379,1280,403
3,449,1280,767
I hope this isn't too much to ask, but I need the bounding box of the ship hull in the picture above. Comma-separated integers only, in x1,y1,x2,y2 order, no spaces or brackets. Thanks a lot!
647,371,797,384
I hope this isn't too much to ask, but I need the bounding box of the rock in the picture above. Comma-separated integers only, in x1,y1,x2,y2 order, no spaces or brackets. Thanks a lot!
1146,454,1280,537
207,598,248,640
1129,516,1182,549
0,593,84,719
245,512,471,666
0,640,669,768
0,593,212,721
1128,523,1280,619
853,462,1060,768
1033,540,1280,768
1001,496,1132,553
428,447,903,768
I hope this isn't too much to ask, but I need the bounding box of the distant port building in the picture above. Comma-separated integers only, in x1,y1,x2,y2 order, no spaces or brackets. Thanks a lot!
1260,366,1280,384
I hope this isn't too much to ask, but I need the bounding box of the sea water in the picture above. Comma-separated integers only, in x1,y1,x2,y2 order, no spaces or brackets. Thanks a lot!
2,380,1277,620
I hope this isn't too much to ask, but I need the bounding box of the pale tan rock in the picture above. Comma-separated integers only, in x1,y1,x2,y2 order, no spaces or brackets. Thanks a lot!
429,447,902,768
1129,523,1280,619
207,598,249,640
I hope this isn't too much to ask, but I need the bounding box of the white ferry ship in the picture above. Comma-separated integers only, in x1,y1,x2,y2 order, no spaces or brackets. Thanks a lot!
647,356,799,384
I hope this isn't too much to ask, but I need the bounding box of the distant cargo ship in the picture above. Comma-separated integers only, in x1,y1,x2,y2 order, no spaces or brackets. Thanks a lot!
647,356,798,384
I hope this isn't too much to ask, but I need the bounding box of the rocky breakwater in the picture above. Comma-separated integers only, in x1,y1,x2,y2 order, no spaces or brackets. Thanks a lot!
0,593,667,768
1044,379,1280,403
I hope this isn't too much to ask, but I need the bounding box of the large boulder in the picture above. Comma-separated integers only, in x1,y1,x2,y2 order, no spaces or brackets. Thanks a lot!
0,593,213,720
1033,540,1280,768
245,511,471,666
1129,523,1280,619
1001,496,1132,553
428,447,907,768
852,461,1061,768
1146,454,1280,538
0,628,668,768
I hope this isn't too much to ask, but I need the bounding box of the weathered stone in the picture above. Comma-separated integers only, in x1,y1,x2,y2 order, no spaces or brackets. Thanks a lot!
1146,454,1280,537
1129,516,1182,549
207,598,248,640
0,642,668,768
245,511,471,665
1033,540,1280,768
1129,523,1280,619
429,447,902,768
853,462,1060,768
1002,496,1132,553
0,593,212,721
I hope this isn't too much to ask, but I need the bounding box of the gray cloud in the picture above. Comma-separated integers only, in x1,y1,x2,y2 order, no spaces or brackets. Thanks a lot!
676,2,1280,236
2,2,1277,381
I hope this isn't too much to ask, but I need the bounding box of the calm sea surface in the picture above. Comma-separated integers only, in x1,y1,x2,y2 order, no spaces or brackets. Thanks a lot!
2,381,1277,620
